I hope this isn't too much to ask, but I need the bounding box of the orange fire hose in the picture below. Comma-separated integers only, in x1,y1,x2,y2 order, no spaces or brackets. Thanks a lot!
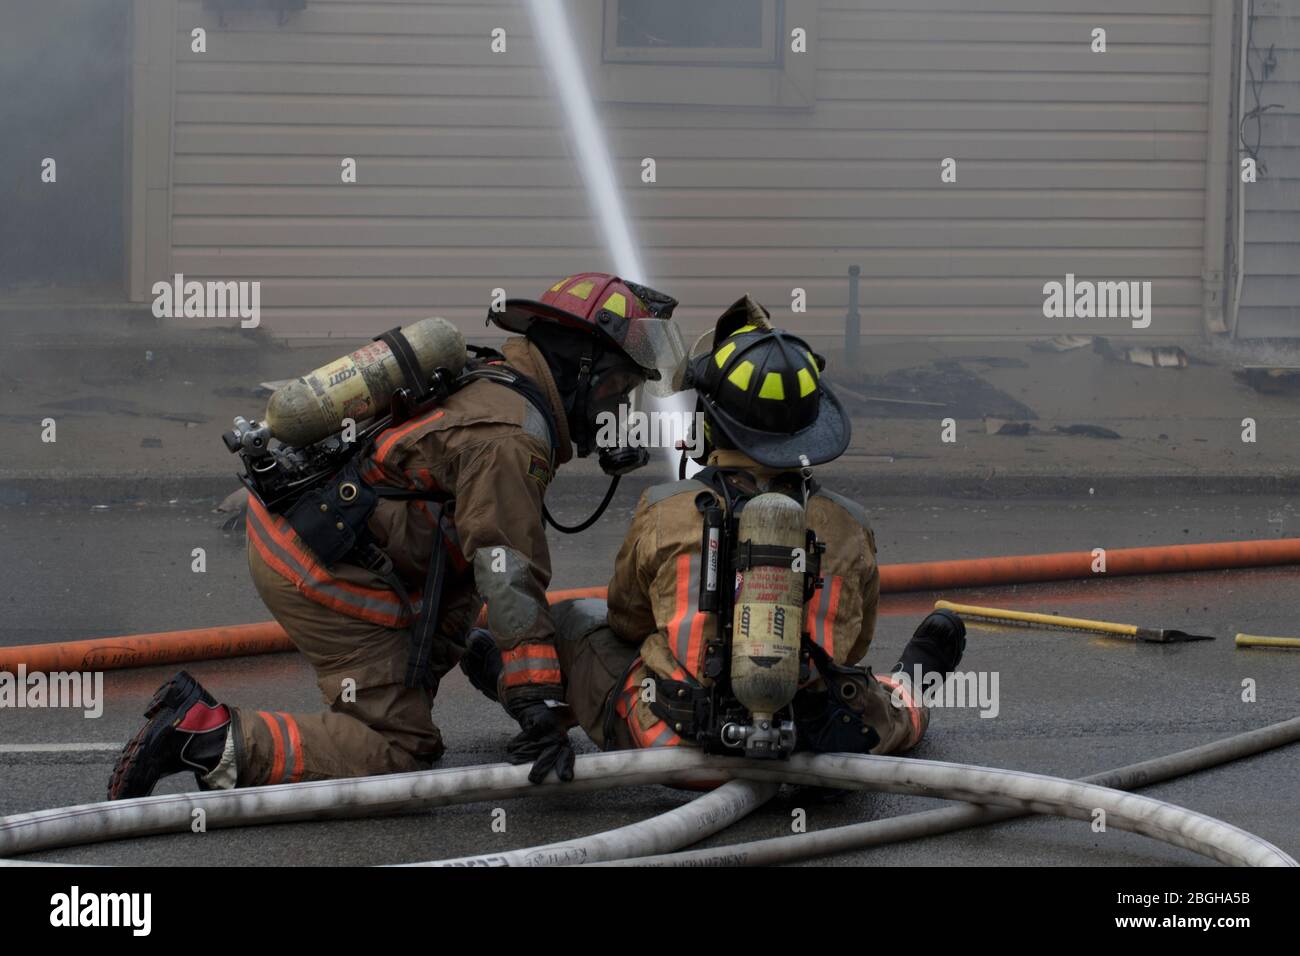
0,588,608,674
5,540,1299,674
879,538,1300,592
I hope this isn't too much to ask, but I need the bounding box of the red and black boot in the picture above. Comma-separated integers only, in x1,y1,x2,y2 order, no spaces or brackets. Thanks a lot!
108,670,233,800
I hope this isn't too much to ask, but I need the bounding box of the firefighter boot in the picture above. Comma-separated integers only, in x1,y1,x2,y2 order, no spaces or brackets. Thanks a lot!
458,628,503,703
108,671,233,800
893,609,967,683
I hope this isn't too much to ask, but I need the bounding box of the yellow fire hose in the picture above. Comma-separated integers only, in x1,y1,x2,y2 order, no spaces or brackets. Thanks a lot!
933,600,1216,643
1235,634,1300,650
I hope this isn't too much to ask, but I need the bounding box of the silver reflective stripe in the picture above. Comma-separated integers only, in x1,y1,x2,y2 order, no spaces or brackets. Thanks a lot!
270,712,296,784
502,655,557,676
674,554,701,671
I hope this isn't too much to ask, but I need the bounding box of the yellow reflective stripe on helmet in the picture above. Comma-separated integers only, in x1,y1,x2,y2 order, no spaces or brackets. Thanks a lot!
568,280,595,300
759,372,785,400
550,276,572,293
727,360,754,391
713,341,737,367
804,351,820,377
729,324,757,337
602,292,627,317
797,367,817,397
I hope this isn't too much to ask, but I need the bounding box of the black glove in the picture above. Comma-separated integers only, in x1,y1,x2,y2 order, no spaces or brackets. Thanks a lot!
505,701,575,784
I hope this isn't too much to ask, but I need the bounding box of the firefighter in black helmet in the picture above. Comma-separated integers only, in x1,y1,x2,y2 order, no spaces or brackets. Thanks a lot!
678,294,850,469
461,295,966,757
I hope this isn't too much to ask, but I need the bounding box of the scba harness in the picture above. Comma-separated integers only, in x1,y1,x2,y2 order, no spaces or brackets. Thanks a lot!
627,466,883,757
227,329,561,691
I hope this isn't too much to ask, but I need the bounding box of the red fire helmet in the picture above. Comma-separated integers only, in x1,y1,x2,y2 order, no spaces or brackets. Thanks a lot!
489,272,686,396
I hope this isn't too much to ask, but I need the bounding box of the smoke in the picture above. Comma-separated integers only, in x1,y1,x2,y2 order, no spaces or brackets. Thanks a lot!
525,0,699,476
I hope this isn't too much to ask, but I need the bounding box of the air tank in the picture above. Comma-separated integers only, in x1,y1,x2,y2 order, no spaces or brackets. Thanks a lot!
265,316,466,447
729,492,807,724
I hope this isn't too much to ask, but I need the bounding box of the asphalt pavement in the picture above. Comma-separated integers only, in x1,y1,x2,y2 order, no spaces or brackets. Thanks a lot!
2,481,1298,866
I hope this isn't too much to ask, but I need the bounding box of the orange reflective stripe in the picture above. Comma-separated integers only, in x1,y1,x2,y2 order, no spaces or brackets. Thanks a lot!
246,494,400,606
808,574,842,658
247,495,409,627
259,711,286,783
629,713,683,749
616,660,644,718
502,668,562,687
501,643,562,687
277,712,305,784
668,554,707,677
667,553,689,651
821,575,842,657
616,658,684,749
875,673,923,747
373,409,445,464
360,462,388,485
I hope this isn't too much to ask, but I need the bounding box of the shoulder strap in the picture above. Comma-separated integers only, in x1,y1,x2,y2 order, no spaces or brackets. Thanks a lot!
459,362,560,454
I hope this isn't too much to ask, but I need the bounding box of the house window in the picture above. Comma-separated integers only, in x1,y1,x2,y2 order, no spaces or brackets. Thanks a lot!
588,0,816,109
605,0,779,66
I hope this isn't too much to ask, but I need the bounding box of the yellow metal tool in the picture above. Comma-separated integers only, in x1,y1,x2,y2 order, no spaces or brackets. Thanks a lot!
934,601,1216,643
1235,634,1300,650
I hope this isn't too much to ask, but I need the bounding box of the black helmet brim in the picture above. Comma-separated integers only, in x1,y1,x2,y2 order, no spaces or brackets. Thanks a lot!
700,383,851,469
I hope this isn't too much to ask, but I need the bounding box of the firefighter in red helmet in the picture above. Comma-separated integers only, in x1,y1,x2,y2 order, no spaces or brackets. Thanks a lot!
109,273,686,798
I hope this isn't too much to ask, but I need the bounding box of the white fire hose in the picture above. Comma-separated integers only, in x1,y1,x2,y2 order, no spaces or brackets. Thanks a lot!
598,715,1300,867
1,730,1295,867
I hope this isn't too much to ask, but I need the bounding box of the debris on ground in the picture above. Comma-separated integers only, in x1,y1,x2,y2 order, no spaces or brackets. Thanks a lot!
1093,338,1188,369
1029,335,1094,353
985,418,1034,436
1054,424,1122,439
832,381,947,409
214,385,274,399
829,361,1036,421
1233,367,1300,395
140,437,163,448
41,396,140,414
1122,346,1188,369
958,356,1030,369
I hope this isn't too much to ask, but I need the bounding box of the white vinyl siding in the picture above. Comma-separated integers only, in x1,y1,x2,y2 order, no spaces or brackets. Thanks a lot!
1236,0,1300,338
169,0,1218,344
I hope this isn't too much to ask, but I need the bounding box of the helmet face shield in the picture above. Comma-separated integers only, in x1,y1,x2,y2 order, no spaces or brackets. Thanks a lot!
620,316,687,397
